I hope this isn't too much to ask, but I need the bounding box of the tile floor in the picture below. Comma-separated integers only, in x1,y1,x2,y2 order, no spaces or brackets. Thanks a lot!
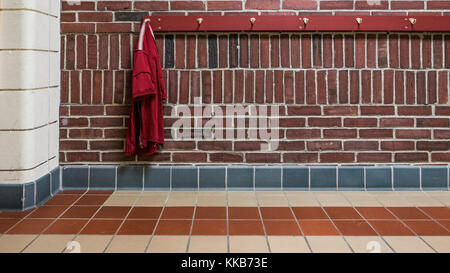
0,190,449,253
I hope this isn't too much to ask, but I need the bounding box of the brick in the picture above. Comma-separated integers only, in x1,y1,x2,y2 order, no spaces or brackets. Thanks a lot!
306,70,316,104
435,130,450,139
302,35,312,68
115,11,148,21
62,1,95,11
372,70,382,104
438,71,449,104
271,35,280,67
283,153,318,163
417,141,450,151
389,34,399,68
395,71,404,104
323,129,357,138
383,70,393,104
307,141,342,151
320,153,354,163
81,71,92,104
246,153,281,163
427,1,450,9
417,118,450,127
246,0,280,10
361,70,371,103
208,1,242,10
398,106,432,116
60,117,89,127
61,12,76,22
361,106,395,116
380,118,414,127
97,23,132,33
210,153,243,162
67,152,100,162
320,1,353,9
355,34,365,68
79,12,113,22
60,140,88,150
287,106,321,116
312,34,322,68
392,1,424,9
173,152,207,162
405,71,415,104
90,141,124,150
355,0,388,9
436,106,450,116
88,35,98,69
317,71,326,104
277,141,306,151
350,70,359,104
357,153,392,163
433,35,443,68
283,0,317,9
291,35,300,68
431,153,450,162
229,34,239,68
98,1,132,11
396,129,431,139
333,34,343,68
134,1,169,11
344,141,379,151
344,118,377,127
381,141,415,151
76,35,86,69
286,129,321,139
171,1,205,10
395,153,428,163
360,129,393,138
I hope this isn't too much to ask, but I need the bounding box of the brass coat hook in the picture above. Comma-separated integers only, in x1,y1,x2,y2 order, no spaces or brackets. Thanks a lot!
250,17,256,25
303,18,309,25
197,18,203,25
409,18,416,25
356,17,362,25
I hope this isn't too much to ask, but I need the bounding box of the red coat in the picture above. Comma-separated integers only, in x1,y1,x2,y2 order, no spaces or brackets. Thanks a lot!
125,21,166,156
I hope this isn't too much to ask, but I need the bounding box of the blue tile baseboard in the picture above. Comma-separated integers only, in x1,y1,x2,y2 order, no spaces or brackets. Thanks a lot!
0,167,60,211
59,165,450,192
2,164,448,211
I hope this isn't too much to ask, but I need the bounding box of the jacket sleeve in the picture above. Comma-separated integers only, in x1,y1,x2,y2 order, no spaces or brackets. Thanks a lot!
132,50,156,98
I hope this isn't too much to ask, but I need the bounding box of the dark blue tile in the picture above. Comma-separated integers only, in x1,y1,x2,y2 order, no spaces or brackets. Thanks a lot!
310,166,337,190
199,166,225,190
50,167,60,195
36,173,51,206
172,166,197,190
117,166,143,190
255,166,281,190
23,182,35,210
62,166,88,190
227,166,253,190
283,166,308,190
144,166,170,190
394,166,420,190
0,184,23,210
90,166,116,190
338,166,364,190
421,166,448,190
366,167,392,190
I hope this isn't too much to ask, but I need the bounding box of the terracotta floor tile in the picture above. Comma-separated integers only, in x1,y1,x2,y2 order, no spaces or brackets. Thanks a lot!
194,207,227,219
229,220,265,235
387,207,431,220
161,207,194,219
402,220,450,236
80,220,122,235
191,220,227,235
323,207,363,220
61,206,100,219
368,220,415,236
7,219,54,234
228,207,261,220
263,220,302,235
85,190,114,195
0,210,34,219
291,207,328,220
43,219,88,234
438,220,450,230
154,220,192,235
117,220,157,235
44,195,80,206
127,207,162,219
27,206,68,219
355,207,396,220
333,220,377,236
260,207,294,220
298,220,340,236
74,195,109,206
0,219,20,233
418,207,450,220
93,206,131,219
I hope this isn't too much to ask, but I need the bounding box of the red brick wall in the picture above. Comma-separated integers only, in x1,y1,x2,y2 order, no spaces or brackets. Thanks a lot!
60,0,450,165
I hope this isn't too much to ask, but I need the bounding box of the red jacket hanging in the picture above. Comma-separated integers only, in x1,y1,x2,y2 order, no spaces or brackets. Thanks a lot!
125,20,166,156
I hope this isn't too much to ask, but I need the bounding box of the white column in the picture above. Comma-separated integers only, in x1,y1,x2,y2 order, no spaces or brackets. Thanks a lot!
0,0,60,184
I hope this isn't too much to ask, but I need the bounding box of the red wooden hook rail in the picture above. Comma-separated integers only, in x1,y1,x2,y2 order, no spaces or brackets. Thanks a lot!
142,15,450,32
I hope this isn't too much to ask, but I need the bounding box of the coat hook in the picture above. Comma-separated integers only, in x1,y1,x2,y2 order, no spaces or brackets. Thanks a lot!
409,18,416,25
356,17,362,25
250,17,256,25
303,18,309,25
197,18,203,25
143,18,150,23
